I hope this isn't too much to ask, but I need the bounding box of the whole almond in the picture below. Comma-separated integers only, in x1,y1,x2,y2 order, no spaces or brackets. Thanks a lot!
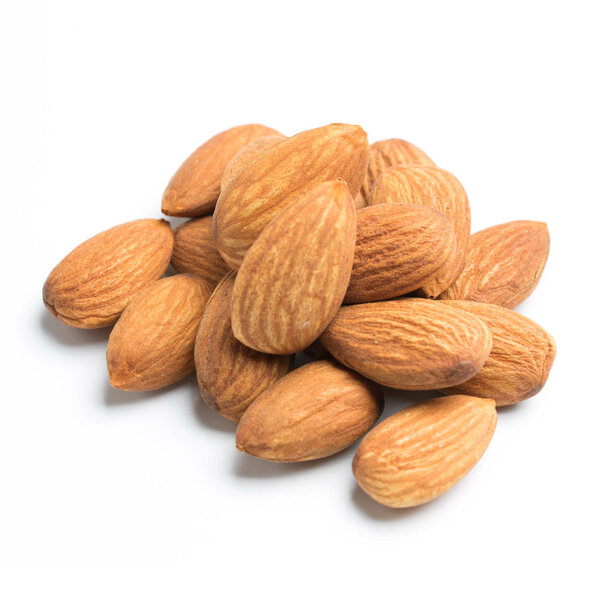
236,360,383,462
353,395,497,508
231,180,357,354
439,220,550,308
162,124,282,217
213,123,368,269
171,216,230,287
320,298,492,390
43,219,173,329
344,204,456,303
369,165,470,298
107,274,213,391
440,301,556,406
195,272,293,422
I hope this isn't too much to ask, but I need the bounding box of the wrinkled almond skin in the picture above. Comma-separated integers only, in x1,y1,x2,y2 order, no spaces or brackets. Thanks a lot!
43,219,173,329
162,124,282,217
195,272,293,422
213,123,368,269
353,395,497,508
320,298,492,390
236,360,383,462
439,221,550,308
440,301,556,406
231,180,357,354
171,216,230,287
360,139,435,201
369,165,470,298
107,274,213,391
344,204,456,303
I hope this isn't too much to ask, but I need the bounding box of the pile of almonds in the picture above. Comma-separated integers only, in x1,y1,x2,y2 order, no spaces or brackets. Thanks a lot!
43,123,556,509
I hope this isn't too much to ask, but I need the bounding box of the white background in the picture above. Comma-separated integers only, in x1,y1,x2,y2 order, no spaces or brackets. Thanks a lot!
1,1,599,598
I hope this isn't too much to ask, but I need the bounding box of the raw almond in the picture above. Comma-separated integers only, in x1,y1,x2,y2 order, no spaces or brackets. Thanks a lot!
369,165,470,298
320,298,492,390
236,360,383,462
353,395,497,508
107,274,213,391
195,272,293,422
43,219,173,329
344,204,456,303
440,301,556,406
213,123,368,269
162,124,282,217
439,220,550,308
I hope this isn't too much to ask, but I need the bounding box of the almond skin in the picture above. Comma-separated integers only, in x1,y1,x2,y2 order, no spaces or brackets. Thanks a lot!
195,272,293,422
440,301,556,406
320,298,492,390
231,180,357,354
236,360,383,462
171,216,230,287
43,219,173,329
369,165,470,298
107,274,213,391
344,204,456,303
162,124,282,217
353,395,497,508
213,123,368,269
439,220,550,308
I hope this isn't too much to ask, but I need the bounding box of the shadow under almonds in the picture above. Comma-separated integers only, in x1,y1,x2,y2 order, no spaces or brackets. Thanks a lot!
192,393,237,434
351,484,432,521
40,309,111,346
103,379,186,406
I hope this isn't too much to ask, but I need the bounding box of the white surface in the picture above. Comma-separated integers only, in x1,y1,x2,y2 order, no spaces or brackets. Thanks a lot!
1,1,599,598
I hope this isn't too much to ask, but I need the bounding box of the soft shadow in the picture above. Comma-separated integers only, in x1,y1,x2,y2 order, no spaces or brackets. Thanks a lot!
192,394,237,433
103,380,178,406
351,484,432,521
40,309,111,346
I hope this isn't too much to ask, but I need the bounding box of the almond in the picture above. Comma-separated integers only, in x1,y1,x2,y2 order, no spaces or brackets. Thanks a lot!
353,395,497,508
162,124,282,217
236,360,383,462
213,123,368,269
369,165,470,298
107,274,213,391
439,220,550,308
344,204,456,303
195,272,293,422
43,219,173,329
171,216,230,287
231,180,356,354
320,298,492,390
440,301,556,406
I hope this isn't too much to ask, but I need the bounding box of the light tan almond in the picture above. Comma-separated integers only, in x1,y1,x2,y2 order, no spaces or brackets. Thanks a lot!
107,274,213,391
195,272,293,422
236,360,383,462
369,165,470,298
440,301,556,406
320,298,492,390
43,219,173,329
231,180,356,354
439,220,550,308
344,204,456,303
353,395,497,508
213,123,368,269
162,124,282,217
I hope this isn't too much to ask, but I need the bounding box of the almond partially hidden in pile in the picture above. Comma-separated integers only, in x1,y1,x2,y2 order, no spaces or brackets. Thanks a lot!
43,121,556,512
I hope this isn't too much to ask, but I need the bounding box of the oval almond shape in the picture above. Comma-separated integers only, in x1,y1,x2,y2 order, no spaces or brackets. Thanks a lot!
236,360,383,462
369,165,470,298
195,272,294,422
107,274,213,391
320,298,492,390
171,216,230,287
440,301,556,406
214,123,368,269
344,204,456,303
162,124,282,217
231,180,357,354
438,220,550,308
353,395,497,508
43,219,173,329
